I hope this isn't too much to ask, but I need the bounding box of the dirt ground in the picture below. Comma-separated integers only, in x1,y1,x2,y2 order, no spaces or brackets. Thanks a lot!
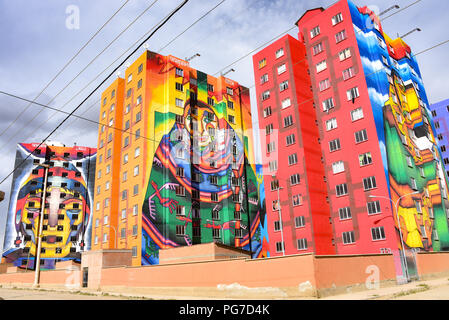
0,276,449,300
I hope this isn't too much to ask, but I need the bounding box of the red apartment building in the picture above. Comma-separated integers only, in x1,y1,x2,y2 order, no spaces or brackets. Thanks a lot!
253,34,334,257
254,0,407,260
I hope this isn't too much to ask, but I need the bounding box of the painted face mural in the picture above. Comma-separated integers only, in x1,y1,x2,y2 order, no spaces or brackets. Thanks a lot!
140,66,267,265
2,144,96,269
350,3,449,253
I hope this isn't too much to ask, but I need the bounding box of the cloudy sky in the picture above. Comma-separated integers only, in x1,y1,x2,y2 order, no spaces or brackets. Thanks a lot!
0,0,448,251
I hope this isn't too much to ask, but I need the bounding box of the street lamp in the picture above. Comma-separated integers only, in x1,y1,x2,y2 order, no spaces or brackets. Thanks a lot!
379,5,400,16
369,190,419,282
272,175,285,256
399,28,422,39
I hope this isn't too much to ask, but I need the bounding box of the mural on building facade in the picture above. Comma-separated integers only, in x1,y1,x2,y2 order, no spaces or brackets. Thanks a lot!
350,3,449,252
140,55,267,265
2,143,96,269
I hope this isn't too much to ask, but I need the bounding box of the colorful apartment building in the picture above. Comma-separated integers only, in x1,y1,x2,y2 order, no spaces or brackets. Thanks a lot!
429,99,449,176
254,0,449,278
93,50,268,266
2,142,96,269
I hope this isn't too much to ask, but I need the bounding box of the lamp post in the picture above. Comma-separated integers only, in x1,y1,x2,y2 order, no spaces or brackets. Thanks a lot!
369,191,419,282
272,175,285,256
399,28,421,39
33,162,50,288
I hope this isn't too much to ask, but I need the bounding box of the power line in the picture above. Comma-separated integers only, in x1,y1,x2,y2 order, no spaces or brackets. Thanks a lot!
1,34,447,161
0,0,426,183
158,0,227,53
0,0,131,141
0,0,190,186
54,0,229,139
0,0,160,153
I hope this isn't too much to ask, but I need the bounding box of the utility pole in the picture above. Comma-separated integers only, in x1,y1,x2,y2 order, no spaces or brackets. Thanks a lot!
33,162,50,288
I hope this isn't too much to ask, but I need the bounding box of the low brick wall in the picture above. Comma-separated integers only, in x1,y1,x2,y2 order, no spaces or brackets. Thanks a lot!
2,251,449,298
416,252,449,279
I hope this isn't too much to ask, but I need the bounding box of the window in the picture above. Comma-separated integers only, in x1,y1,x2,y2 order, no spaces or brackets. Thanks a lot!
347,87,360,101
283,115,293,128
228,115,235,124
263,106,272,118
312,42,323,55
292,194,302,207
207,97,214,106
134,165,139,176
325,118,337,131
415,200,422,213
371,226,386,241
332,13,343,25
268,160,277,172
138,63,143,73
367,200,381,215
207,83,214,92
122,190,128,200
351,107,364,121
339,48,351,61
267,141,276,153
332,161,345,174
363,176,377,191
126,89,132,98
275,48,284,58
176,205,185,216
270,179,279,191
290,173,300,186
212,228,221,239
123,137,129,147
176,225,185,236
279,80,289,91
258,58,267,69
260,74,269,84
281,98,291,109
339,207,352,220
359,152,373,166
227,101,234,110
137,79,142,89
265,123,273,135
310,26,320,38
355,129,368,143
316,60,327,73
133,204,138,216
127,74,132,83
297,238,308,250
136,111,141,122
277,64,286,75
175,185,185,196
136,95,142,105
336,183,348,197
342,67,355,80
211,193,218,202
342,231,355,244
175,67,184,77
175,82,183,92
295,216,305,228
319,79,330,92
322,98,335,112
175,98,183,108
286,134,296,146
276,241,284,253
329,139,341,152
288,153,298,166
411,177,418,190
262,90,270,101
335,30,347,43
